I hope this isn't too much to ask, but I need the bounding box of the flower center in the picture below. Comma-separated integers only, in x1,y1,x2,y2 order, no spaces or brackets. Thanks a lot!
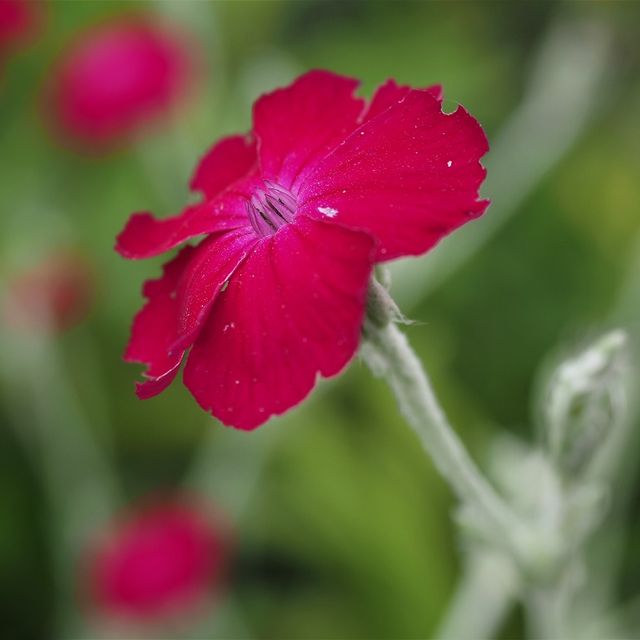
247,181,298,238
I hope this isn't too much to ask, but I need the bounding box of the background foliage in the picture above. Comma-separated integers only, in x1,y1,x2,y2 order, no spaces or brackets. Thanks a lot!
1,1,640,639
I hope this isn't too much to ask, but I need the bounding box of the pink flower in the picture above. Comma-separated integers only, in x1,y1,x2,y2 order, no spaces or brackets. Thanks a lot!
0,0,41,56
116,70,489,430
84,496,229,623
47,16,195,148
2,250,94,333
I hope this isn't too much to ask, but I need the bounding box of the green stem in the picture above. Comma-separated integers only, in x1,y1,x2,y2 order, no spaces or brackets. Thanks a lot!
526,567,576,640
361,319,522,555
436,551,519,640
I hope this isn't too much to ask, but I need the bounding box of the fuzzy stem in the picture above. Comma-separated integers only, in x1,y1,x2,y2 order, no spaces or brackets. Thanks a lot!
436,551,519,640
361,319,522,555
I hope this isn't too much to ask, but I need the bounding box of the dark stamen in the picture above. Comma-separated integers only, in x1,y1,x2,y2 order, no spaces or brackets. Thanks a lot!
247,182,298,238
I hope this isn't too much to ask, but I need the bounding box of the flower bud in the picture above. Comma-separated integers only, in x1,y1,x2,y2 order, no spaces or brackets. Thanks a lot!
0,0,41,58
2,251,94,333
82,495,231,629
45,16,197,150
541,330,629,477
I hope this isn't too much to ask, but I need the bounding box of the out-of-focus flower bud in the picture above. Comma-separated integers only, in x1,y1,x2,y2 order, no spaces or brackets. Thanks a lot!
45,16,197,150
0,0,41,57
542,330,629,477
83,495,231,628
2,251,94,333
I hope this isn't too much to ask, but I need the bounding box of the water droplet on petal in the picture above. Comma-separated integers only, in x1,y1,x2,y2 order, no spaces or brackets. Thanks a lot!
318,206,338,218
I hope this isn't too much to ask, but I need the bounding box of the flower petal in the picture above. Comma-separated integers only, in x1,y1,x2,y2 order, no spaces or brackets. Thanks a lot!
173,228,257,353
299,89,489,262
116,176,258,260
126,230,255,399
125,247,194,397
253,70,365,190
135,371,180,399
183,216,375,430
190,134,257,200
363,79,442,122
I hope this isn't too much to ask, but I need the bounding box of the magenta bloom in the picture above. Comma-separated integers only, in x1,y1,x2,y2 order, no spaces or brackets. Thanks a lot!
48,17,194,147
85,497,228,623
3,251,94,333
117,70,489,430
0,0,40,57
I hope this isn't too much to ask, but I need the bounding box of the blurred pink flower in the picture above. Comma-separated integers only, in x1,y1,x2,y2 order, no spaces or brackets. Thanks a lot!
3,250,94,332
85,496,229,623
47,16,195,148
116,70,489,430
0,0,41,56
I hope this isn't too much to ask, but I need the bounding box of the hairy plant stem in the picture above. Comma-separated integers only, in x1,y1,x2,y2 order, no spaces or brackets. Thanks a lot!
361,318,523,557
436,551,519,640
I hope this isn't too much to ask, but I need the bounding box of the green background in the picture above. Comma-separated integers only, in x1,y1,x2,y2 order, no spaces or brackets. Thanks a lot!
1,1,639,638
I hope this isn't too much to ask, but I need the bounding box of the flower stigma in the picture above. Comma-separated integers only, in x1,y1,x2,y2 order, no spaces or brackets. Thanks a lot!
247,180,298,237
